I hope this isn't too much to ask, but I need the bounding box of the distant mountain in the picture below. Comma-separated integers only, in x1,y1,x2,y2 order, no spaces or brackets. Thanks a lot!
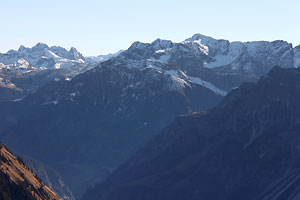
1,35,299,102
0,142,60,200
82,67,300,200
0,43,88,102
0,74,23,101
86,50,124,62
0,43,85,70
0,44,121,102
1,34,300,198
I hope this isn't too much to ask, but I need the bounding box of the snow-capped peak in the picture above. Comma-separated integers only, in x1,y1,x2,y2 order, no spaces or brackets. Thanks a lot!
85,50,124,63
294,45,300,68
18,45,26,52
151,39,173,50
0,43,87,71
185,33,217,43
130,41,151,50
32,42,49,50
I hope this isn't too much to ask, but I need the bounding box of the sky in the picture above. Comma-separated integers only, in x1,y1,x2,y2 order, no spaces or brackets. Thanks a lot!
1,0,300,56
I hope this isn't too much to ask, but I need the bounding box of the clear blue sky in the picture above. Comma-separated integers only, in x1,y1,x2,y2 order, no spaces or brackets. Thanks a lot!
1,0,299,56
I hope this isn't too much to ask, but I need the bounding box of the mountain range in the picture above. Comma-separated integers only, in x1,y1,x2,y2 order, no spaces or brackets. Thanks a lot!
1,34,300,199
2,34,300,102
0,43,121,102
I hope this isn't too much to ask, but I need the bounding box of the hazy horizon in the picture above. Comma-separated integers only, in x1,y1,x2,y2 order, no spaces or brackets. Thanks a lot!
1,0,300,56
1,33,300,57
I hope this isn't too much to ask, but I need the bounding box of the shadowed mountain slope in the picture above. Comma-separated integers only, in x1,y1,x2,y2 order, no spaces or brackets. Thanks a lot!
83,67,300,200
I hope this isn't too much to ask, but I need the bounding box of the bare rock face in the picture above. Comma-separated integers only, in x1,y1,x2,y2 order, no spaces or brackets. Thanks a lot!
0,142,61,200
